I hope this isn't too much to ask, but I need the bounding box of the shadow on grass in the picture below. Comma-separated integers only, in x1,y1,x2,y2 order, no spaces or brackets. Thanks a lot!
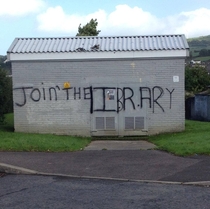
0,113,14,132
0,124,14,132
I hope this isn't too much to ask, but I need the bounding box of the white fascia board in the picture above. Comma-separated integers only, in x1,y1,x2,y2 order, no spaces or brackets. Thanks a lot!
8,49,189,61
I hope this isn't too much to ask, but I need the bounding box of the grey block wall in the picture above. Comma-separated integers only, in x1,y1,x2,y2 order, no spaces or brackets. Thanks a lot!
12,58,185,136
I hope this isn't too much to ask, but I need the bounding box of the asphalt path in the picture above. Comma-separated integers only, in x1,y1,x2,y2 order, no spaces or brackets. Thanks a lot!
1,150,210,184
1,175,210,209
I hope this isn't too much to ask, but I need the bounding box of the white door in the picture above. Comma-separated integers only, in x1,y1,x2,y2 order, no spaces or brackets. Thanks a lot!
91,83,148,136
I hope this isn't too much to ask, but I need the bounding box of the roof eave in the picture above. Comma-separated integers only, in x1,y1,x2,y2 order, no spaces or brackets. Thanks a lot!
7,49,189,61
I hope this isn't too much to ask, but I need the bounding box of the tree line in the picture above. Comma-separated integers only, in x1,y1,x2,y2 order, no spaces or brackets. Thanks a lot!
185,66,210,94
199,49,210,57
0,69,13,123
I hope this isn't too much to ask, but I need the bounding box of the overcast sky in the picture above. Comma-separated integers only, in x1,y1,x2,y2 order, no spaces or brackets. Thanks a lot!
1,0,210,55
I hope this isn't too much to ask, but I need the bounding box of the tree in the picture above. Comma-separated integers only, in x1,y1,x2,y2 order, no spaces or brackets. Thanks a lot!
0,68,13,123
76,19,101,36
185,66,210,93
199,49,209,57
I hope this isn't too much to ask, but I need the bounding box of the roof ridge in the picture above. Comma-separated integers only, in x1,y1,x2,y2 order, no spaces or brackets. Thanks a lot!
15,34,185,40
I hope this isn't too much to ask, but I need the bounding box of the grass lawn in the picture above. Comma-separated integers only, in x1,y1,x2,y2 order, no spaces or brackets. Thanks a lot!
194,56,210,61
148,120,210,156
0,113,91,152
1,113,210,156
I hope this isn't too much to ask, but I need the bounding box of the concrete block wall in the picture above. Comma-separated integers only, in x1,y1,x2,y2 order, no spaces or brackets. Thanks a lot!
12,58,185,136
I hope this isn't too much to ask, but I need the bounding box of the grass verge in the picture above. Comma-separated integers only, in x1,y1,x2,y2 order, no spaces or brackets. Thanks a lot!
0,113,91,152
148,120,210,156
1,114,210,156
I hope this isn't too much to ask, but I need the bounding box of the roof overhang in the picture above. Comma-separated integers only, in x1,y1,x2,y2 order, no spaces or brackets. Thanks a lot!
7,49,189,61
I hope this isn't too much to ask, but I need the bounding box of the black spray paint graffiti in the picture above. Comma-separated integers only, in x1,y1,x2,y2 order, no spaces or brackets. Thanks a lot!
139,87,174,113
13,84,175,113
13,85,61,107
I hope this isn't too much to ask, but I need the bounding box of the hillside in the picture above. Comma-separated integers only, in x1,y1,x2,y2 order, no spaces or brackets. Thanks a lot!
187,35,210,60
188,35,210,42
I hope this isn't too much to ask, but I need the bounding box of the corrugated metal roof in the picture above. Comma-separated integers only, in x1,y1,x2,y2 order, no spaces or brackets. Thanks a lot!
7,34,189,54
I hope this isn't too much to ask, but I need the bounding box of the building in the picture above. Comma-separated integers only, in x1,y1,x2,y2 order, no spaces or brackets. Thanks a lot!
7,34,189,136
186,88,210,121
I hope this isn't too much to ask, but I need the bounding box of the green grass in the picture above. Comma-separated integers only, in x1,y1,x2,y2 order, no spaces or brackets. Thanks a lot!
0,113,91,152
194,56,210,61
1,114,210,156
148,120,210,156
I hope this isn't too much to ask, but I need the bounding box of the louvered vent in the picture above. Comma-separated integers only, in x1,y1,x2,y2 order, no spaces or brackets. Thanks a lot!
125,117,134,129
135,117,144,129
96,117,105,130
106,117,115,129
125,117,145,130
95,117,115,130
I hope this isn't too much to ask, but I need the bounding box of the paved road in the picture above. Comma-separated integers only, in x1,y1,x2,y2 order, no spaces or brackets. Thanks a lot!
1,175,210,209
1,141,210,208
1,150,210,184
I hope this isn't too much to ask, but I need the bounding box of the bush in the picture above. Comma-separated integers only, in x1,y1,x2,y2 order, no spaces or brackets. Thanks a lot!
0,69,13,123
185,66,210,93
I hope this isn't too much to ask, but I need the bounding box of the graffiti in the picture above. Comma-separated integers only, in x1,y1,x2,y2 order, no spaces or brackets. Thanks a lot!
13,87,33,107
93,87,116,112
14,85,61,106
84,86,93,114
13,84,175,113
166,88,175,109
30,88,41,102
153,86,164,113
49,86,60,100
122,87,135,111
74,87,81,100
139,86,167,113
